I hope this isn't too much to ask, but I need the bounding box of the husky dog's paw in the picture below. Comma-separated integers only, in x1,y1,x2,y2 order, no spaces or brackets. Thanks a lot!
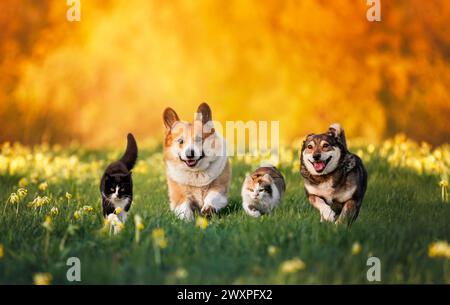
319,209,336,222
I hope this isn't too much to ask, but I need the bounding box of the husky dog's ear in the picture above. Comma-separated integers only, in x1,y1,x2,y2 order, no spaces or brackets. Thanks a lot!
196,103,212,125
163,107,179,129
302,134,315,150
328,123,347,149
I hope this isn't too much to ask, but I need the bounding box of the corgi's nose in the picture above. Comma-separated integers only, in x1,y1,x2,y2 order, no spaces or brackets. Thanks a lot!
313,153,321,161
186,148,195,159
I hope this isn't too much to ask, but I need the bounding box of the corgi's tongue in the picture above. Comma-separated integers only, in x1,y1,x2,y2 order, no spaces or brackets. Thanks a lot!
185,159,198,167
313,161,326,172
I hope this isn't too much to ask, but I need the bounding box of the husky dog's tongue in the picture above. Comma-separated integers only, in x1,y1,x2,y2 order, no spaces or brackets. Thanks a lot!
313,161,326,172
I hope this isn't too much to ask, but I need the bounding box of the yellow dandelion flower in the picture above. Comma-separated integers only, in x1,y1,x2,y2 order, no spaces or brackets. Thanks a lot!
280,258,306,274
152,228,168,248
50,207,59,216
439,180,448,188
33,273,52,285
65,192,72,200
82,205,94,213
134,215,144,231
152,228,165,239
38,182,48,192
268,245,279,257
18,177,28,188
73,210,82,220
428,241,450,259
42,216,52,231
0,244,4,259
29,196,50,209
195,216,209,230
17,188,27,199
352,242,362,255
114,207,122,215
175,267,188,279
8,193,20,205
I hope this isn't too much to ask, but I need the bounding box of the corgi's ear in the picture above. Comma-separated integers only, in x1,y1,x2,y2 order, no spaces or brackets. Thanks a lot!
196,103,212,125
328,123,347,149
163,107,179,129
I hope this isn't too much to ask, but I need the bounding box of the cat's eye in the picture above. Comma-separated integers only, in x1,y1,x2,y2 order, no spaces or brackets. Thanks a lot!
110,188,115,192
177,138,184,145
247,188,254,192
307,144,313,149
323,143,329,148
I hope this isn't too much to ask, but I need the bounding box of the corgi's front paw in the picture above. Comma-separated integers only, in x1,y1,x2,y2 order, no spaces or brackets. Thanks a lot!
203,191,228,214
201,203,216,216
172,201,195,221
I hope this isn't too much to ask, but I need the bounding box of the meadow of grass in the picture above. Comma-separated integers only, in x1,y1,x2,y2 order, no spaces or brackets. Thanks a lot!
0,137,449,284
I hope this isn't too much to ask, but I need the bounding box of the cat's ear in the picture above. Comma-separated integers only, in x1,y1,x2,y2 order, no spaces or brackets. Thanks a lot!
163,107,179,129
261,174,272,183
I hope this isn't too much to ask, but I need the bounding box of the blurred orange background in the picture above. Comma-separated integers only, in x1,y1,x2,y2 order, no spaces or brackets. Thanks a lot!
0,0,449,146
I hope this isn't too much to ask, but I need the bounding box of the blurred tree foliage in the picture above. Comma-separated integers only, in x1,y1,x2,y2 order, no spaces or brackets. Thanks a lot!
0,0,449,146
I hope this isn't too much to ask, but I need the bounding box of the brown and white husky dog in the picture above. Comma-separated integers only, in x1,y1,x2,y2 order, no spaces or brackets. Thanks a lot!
162,103,231,221
300,123,367,225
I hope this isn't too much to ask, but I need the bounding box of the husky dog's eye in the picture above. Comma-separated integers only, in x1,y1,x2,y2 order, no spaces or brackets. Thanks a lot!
323,143,329,148
307,144,313,149
177,138,184,145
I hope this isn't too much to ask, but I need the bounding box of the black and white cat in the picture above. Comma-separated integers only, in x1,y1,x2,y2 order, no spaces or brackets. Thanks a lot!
100,133,138,223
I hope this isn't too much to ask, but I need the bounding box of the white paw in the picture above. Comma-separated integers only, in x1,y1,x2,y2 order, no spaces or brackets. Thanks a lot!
319,205,336,222
243,205,262,217
172,202,194,221
203,191,228,213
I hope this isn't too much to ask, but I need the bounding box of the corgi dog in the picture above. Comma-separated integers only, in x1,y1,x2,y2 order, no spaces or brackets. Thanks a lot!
300,123,367,225
162,103,231,221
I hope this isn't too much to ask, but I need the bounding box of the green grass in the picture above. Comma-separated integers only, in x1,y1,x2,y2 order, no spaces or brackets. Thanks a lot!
0,145,449,284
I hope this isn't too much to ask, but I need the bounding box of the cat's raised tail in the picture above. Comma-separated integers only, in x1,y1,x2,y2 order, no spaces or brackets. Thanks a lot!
120,133,138,171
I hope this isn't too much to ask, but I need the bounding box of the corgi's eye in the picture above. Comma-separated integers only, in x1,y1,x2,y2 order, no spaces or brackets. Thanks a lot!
177,138,184,145
307,144,313,149
323,143,329,148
